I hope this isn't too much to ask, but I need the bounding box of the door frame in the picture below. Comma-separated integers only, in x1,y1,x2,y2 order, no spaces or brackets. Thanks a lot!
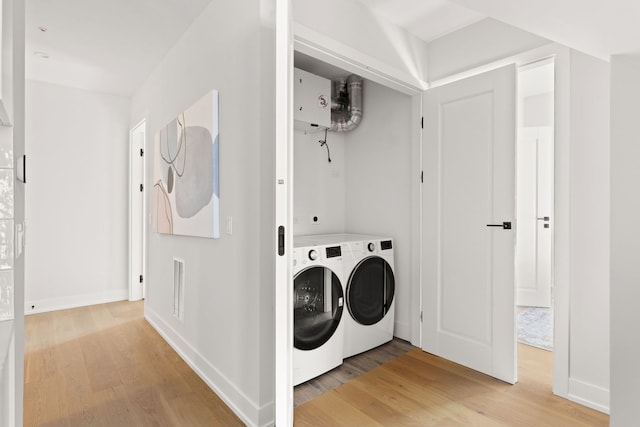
515,58,556,309
10,0,26,424
274,0,294,424
129,119,146,301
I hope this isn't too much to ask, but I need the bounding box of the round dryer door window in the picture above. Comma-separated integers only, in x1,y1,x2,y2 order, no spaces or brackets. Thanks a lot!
346,257,395,326
294,266,344,351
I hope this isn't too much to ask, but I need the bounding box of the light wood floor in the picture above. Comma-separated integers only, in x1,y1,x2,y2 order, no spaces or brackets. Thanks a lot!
24,300,244,427
295,344,610,426
25,301,609,427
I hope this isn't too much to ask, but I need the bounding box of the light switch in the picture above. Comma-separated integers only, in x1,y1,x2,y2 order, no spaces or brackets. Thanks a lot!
15,223,24,258
226,216,233,235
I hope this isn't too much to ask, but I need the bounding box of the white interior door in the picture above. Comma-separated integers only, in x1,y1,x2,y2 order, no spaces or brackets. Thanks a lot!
129,121,145,301
516,126,553,307
422,64,517,384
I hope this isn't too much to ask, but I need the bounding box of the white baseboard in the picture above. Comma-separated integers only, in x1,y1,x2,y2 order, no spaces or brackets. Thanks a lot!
25,289,129,315
145,306,273,427
0,321,12,427
568,378,610,414
394,320,411,342
0,322,15,427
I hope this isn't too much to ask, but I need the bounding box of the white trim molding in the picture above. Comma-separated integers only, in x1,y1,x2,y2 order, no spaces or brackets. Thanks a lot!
568,378,610,414
25,289,128,315
145,306,272,427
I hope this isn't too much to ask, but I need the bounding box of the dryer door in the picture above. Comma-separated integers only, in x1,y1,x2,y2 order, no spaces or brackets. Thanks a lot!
294,266,344,350
346,256,395,325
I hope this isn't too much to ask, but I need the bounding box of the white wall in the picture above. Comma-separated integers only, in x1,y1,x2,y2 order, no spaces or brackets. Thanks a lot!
293,130,346,235
567,50,610,412
344,80,413,340
293,77,413,339
129,1,275,425
24,80,131,313
427,18,549,82
610,54,640,426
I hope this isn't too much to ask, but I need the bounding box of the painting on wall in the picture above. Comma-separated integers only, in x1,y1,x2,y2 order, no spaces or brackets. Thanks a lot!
153,90,220,238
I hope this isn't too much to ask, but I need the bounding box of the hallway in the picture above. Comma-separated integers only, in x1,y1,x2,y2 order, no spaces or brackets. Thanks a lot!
23,301,243,426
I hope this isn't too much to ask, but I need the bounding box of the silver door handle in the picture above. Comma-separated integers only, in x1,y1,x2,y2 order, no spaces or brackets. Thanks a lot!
537,216,550,221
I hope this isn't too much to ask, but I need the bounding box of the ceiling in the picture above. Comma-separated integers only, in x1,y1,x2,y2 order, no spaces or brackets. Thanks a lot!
354,0,486,43
26,0,640,96
359,0,640,61
26,0,214,97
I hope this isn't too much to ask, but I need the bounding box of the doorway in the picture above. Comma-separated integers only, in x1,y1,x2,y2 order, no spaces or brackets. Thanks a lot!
516,60,555,353
291,48,420,402
129,120,146,302
288,36,424,420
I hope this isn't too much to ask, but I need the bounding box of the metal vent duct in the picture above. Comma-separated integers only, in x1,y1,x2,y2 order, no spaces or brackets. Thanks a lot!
330,75,363,132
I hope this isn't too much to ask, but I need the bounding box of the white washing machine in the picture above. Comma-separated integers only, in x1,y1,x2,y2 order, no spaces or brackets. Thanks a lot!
341,235,396,358
292,238,346,386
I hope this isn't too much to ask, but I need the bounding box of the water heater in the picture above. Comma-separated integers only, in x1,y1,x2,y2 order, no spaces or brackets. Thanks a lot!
294,68,331,132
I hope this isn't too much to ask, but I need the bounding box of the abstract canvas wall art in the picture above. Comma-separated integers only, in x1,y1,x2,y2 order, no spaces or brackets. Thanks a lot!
153,91,220,238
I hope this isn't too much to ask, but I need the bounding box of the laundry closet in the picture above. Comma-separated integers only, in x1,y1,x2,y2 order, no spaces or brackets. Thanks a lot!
291,51,415,387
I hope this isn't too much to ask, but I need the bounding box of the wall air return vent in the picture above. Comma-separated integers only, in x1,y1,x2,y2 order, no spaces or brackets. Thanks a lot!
173,258,185,321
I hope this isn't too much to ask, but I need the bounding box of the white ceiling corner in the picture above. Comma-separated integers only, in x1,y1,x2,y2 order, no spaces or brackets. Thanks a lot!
355,0,487,43
449,0,640,60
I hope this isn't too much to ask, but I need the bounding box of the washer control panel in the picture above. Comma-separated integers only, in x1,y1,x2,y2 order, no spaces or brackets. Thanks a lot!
364,239,393,254
325,245,342,258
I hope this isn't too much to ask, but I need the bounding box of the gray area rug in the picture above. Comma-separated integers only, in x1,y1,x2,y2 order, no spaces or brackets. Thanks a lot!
517,307,553,351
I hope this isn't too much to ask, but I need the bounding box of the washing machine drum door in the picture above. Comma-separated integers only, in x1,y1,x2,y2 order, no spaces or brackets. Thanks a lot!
294,266,344,351
347,256,395,326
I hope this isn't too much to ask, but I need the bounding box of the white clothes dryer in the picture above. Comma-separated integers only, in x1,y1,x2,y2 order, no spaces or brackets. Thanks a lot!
341,235,395,358
292,239,346,386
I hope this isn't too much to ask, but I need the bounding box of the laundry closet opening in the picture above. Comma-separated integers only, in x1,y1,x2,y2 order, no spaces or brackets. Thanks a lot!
291,50,416,405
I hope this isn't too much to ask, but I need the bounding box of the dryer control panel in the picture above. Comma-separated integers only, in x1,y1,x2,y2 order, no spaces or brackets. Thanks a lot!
325,245,342,258
365,239,393,253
